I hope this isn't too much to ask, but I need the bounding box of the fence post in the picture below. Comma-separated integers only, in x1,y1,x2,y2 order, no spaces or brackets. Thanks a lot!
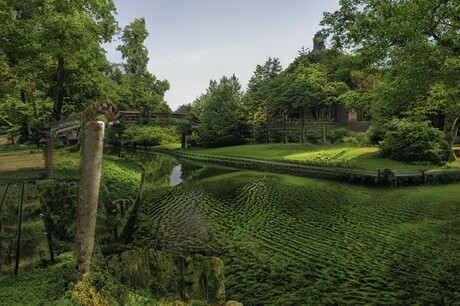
14,182,25,276
75,121,104,277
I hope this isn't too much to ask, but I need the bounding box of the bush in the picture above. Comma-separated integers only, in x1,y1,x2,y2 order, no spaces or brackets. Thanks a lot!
121,125,179,147
342,132,370,147
328,128,350,143
303,127,324,144
380,119,452,165
367,120,388,144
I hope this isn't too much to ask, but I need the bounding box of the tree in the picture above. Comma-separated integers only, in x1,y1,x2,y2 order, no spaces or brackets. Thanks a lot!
321,0,460,136
116,18,169,122
0,0,118,143
380,119,452,165
245,58,282,143
197,75,250,147
39,0,118,120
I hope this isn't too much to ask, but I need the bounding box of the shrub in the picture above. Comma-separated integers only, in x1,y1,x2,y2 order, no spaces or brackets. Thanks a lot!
380,119,452,165
328,128,350,143
37,180,78,242
303,127,324,144
367,120,388,144
342,132,370,147
121,125,179,147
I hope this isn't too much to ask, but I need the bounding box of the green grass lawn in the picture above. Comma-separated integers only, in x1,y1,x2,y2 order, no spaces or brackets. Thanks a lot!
187,143,460,170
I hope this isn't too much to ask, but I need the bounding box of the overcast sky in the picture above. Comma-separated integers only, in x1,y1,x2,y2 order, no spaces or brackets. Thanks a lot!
103,0,341,111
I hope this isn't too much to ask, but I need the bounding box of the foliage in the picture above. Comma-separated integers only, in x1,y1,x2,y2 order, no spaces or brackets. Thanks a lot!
0,0,119,143
115,18,169,119
380,119,452,165
189,143,459,171
342,132,370,147
245,57,282,112
196,75,250,147
37,180,78,242
0,252,76,305
321,0,460,129
120,125,179,147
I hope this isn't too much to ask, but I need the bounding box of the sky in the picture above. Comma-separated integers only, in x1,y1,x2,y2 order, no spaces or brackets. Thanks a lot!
103,0,342,111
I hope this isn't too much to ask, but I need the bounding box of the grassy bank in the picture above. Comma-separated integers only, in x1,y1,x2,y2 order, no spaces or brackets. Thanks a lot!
139,171,460,305
187,143,460,170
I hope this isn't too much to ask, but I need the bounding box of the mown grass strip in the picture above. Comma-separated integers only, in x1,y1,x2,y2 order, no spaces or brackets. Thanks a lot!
153,148,460,187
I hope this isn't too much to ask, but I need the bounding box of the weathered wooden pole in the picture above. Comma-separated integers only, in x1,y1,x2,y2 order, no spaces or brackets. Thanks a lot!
75,121,105,277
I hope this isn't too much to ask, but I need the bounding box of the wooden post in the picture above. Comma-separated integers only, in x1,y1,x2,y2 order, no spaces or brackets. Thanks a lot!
44,132,54,179
75,121,105,277
14,182,25,276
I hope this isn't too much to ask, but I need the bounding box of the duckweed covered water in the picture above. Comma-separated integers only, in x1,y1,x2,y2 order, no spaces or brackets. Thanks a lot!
131,152,460,305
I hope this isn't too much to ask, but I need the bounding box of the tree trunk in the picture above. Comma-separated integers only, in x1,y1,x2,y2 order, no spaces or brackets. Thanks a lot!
251,113,255,144
75,121,105,277
283,112,286,144
266,112,270,144
443,116,454,142
53,53,65,121
301,105,305,143
19,91,29,143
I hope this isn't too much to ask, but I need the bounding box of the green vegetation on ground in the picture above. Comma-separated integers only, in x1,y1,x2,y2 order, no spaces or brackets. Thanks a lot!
187,143,460,170
138,170,460,305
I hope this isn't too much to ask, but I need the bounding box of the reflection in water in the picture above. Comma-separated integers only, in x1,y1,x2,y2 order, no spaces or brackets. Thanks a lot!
169,164,183,186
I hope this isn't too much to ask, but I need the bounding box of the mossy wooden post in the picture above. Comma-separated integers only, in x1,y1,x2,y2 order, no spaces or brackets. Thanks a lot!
75,121,105,277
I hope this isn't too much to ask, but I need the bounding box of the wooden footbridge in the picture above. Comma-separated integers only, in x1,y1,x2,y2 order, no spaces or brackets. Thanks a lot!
47,110,192,144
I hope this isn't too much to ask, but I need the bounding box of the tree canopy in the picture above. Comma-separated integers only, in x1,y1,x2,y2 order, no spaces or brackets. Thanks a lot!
195,75,250,147
321,0,460,132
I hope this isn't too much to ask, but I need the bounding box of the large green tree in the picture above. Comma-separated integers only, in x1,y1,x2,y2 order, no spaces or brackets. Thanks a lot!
321,0,460,135
245,58,282,143
0,0,118,143
116,18,169,122
197,75,250,147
